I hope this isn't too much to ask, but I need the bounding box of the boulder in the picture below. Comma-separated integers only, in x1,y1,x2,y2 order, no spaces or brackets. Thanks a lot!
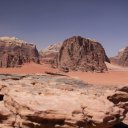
0,37,39,68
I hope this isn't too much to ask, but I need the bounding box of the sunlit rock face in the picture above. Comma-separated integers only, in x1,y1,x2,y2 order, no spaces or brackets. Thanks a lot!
0,37,39,67
39,42,62,64
118,47,128,66
110,46,128,67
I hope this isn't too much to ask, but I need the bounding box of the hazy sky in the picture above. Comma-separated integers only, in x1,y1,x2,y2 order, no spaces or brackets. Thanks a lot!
0,0,128,56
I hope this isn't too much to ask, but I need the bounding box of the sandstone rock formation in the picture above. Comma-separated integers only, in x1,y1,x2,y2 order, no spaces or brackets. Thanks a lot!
110,47,128,67
0,74,127,128
0,37,39,67
54,36,110,72
39,43,62,64
108,86,128,125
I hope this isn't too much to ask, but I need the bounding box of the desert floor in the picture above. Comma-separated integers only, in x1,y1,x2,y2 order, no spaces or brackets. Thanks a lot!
0,62,127,86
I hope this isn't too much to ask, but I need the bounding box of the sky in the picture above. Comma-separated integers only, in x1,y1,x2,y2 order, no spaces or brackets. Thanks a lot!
0,0,128,57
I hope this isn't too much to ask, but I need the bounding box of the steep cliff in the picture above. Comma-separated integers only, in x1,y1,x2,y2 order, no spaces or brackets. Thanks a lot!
54,36,109,72
0,37,39,67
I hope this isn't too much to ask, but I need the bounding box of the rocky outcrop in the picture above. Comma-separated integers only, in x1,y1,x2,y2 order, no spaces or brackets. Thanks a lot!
118,47,128,66
39,43,62,64
54,36,109,72
0,37,39,67
0,74,126,128
108,86,128,126
110,47,128,67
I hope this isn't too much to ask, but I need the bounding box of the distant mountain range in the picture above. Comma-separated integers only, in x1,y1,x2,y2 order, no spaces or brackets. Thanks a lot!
0,36,127,71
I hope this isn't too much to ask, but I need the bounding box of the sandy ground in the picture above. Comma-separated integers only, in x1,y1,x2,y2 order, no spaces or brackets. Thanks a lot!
68,62,128,86
0,62,128,86
105,62,128,71
0,63,59,74
68,71,128,86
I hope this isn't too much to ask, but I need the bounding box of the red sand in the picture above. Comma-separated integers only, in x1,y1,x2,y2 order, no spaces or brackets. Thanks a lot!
0,63,127,86
0,63,59,74
68,71,128,86
68,62,128,86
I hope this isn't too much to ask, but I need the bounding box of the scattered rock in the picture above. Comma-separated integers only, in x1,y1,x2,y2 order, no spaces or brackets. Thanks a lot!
108,93,128,104
45,71,67,76
118,86,128,93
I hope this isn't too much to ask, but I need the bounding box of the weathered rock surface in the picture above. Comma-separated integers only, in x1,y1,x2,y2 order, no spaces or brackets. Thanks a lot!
110,47,128,67
0,74,127,128
108,86,128,125
40,43,62,64
54,36,109,72
0,37,39,67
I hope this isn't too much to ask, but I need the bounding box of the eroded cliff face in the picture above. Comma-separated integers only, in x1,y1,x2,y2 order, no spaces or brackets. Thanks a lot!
118,47,128,66
0,37,39,67
39,43,62,64
0,74,127,128
54,36,109,72
110,47,128,67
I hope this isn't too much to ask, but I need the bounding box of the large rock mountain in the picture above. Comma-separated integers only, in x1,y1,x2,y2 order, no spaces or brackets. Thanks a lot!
39,43,62,64
54,36,109,72
110,46,128,67
0,37,39,67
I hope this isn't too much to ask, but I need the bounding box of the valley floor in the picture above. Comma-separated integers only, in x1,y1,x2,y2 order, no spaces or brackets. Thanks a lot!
68,71,128,86
0,62,127,87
